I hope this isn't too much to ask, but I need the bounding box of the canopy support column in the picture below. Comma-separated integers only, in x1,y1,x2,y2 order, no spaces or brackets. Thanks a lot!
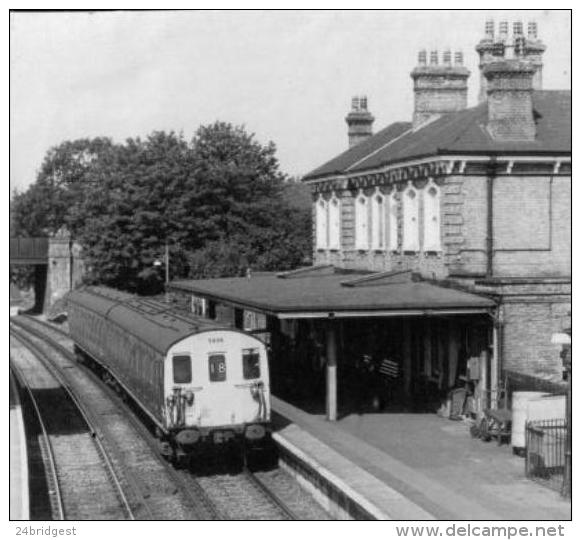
326,322,338,421
403,319,412,395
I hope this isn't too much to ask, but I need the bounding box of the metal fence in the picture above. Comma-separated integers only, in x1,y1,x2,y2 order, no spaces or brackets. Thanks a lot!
525,418,567,493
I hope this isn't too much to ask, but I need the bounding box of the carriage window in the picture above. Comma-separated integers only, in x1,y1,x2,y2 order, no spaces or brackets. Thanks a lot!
208,354,227,382
172,355,192,384
242,349,260,379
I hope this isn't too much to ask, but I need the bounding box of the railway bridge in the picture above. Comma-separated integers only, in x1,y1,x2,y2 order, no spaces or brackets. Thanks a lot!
9,229,84,313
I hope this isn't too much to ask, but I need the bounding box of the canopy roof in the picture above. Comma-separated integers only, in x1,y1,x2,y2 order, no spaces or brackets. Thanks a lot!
170,269,495,319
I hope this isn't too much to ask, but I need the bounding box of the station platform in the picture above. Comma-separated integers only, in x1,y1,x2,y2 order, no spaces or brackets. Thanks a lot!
271,396,571,521
10,369,29,520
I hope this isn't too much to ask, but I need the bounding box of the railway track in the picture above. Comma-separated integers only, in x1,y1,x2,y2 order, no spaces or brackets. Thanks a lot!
12,315,331,520
10,320,220,520
9,335,134,520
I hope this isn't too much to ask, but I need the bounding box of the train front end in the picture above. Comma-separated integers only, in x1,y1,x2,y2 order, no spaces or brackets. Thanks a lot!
162,329,270,460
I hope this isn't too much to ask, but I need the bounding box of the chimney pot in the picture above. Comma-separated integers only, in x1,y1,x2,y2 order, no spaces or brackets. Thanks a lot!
499,20,509,38
443,49,452,66
430,50,438,65
485,19,494,38
418,49,427,65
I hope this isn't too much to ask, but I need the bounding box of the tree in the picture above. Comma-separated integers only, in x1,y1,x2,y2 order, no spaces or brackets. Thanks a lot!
12,123,313,293
76,131,193,293
173,122,287,249
11,138,115,237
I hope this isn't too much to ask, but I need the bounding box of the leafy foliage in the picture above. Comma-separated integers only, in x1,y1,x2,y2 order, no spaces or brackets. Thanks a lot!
11,123,312,293
11,138,115,236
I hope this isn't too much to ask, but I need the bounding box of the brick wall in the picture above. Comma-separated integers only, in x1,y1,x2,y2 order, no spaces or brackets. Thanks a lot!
492,175,570,277
501,297,571,379
312,173,570,280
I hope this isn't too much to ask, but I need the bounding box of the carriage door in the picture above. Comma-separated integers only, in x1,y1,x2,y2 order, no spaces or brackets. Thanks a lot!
201,352,236,426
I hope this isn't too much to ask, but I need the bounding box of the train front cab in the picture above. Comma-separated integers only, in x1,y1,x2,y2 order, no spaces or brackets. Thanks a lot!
162,330,271,460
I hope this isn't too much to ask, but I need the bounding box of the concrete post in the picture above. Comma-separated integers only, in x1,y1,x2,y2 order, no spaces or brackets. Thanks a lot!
490,322,499,405
403,319,412,394
479,350,489,411
326,322,338,421
423,321,432,375
448,321,460,388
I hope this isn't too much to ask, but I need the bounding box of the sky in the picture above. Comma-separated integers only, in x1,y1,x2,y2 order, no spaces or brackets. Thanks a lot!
10,9,571,192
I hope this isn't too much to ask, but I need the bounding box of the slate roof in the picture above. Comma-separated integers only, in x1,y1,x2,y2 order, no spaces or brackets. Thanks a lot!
304,90,571,181
169,272,495,316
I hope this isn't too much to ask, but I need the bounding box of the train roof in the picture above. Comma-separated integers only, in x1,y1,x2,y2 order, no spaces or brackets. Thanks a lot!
67,286,233,354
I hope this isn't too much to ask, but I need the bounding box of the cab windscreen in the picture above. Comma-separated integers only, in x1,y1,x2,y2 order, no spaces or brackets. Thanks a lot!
172,355,192,384
242,349,260,379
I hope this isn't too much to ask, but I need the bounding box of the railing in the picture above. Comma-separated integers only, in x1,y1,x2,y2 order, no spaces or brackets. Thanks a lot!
525,418,567,494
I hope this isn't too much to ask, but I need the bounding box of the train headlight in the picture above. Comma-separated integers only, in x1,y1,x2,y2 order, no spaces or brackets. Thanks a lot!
184,391,194,406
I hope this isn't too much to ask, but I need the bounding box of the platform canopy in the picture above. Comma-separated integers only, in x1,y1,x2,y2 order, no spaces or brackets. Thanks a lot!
170,267,495,319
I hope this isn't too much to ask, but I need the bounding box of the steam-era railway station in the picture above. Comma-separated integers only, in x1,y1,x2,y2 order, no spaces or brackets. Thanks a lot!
10,18,571,521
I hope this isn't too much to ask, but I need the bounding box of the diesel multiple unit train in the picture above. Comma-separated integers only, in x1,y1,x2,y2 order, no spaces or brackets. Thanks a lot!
67,287,271,464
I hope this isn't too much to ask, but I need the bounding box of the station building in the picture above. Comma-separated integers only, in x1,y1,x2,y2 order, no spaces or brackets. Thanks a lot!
169,20,571,420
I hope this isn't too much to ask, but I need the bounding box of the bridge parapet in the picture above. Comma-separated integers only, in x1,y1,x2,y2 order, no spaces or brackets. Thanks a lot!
9,237,49,264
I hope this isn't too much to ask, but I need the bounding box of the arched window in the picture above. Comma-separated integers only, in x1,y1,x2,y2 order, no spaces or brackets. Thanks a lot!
388,191,399,251
402,183,419,252
328,193,341,250
355,190,370,250
315,195,328,249
423,180,441,252
371,189,386,250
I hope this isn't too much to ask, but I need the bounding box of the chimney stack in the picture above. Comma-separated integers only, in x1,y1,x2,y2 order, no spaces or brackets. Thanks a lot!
410,49,470,129
345,96,374,148
476,19,546,102
484,59,536,141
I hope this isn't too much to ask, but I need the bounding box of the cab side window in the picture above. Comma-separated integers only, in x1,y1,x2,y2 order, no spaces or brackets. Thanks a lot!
242,349,260,379
208,354,226,382
173,355,192,384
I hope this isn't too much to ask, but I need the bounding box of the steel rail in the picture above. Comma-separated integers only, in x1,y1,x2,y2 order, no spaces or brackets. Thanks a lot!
243,468,299,520
12,317,224,520
10,361,65,521
10,326,137,520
